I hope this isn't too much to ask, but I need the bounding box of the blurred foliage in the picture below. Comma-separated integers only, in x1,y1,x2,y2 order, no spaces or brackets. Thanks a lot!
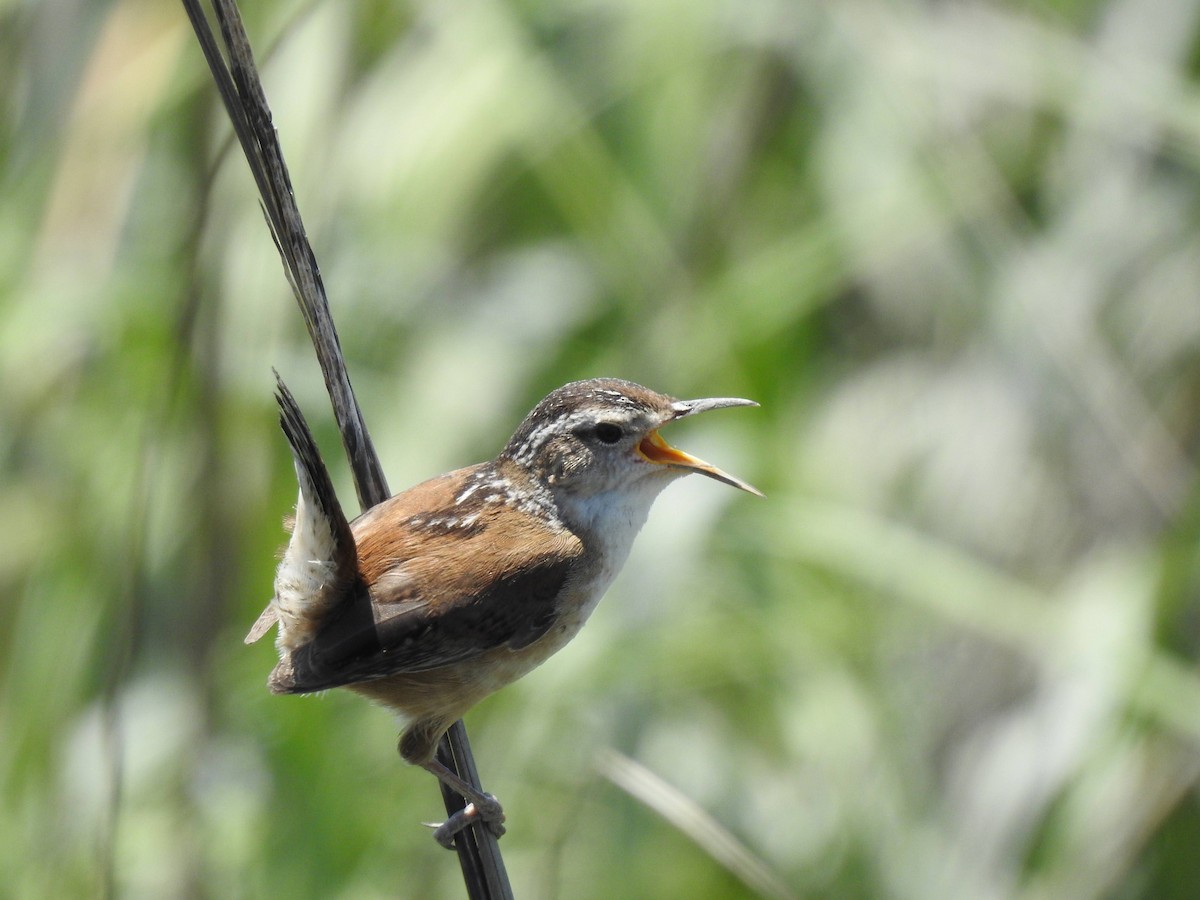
4,0,1200,897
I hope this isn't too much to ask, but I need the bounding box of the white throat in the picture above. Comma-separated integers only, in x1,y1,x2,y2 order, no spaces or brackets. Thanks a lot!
555,475,674,583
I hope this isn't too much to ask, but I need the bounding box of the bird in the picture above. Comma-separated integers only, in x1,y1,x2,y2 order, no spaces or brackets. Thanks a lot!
246,375,761,846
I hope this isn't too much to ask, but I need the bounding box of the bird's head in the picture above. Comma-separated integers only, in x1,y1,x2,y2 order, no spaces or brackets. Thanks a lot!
501,379,762,510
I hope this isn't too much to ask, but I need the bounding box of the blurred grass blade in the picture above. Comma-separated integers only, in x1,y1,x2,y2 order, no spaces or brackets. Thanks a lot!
597,748,798,900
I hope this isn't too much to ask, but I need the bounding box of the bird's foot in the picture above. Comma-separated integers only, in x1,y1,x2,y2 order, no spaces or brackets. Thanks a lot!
426,793,506,849
420,757,507,848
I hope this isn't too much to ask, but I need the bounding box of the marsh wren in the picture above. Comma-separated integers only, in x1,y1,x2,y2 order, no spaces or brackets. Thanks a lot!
247,376,760,846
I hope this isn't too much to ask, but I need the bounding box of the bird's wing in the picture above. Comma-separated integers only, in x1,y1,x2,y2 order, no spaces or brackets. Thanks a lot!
270,465,583,694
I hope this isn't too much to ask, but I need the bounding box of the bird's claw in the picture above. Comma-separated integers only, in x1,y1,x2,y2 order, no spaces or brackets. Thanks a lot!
428,794,506,849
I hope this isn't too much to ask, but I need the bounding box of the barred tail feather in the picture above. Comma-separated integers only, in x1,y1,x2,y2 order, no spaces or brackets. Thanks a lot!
246,372,359,651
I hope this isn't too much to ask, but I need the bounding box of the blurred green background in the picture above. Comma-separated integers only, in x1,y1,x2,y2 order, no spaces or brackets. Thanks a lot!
5,0,1200,896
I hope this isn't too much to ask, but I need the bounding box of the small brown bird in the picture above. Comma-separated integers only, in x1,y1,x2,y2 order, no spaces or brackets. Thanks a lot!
247,376,760,845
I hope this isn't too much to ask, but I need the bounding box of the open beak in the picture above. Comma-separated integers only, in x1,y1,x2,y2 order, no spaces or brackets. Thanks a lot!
637,397,763,496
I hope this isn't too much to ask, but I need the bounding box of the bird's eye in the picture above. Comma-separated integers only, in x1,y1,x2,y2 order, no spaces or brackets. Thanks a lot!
593,423,624,444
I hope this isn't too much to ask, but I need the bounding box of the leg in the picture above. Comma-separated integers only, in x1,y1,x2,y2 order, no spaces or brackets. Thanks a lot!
421,757,506,848
397,718,507,848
